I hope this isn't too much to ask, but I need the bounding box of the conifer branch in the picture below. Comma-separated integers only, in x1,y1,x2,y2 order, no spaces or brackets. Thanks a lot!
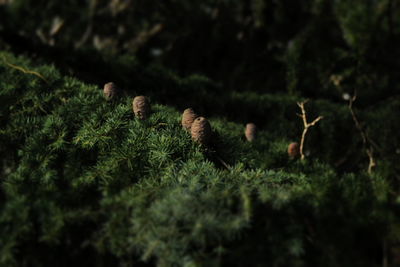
1,56,49,84
297,100,323,160
348,91,376,174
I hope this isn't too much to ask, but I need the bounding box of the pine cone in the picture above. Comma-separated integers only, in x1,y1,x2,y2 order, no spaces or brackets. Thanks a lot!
132,96,150,120
181,108,198,130
103,82,118,100
288,142,300,158
245,123,257,142
191,117,211,145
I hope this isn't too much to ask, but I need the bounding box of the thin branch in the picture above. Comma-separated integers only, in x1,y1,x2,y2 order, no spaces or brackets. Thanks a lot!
383,238,388,267
1,56,49,84
348,91,376,174
216,156,231,170
297,100,323,160
75,0,97,48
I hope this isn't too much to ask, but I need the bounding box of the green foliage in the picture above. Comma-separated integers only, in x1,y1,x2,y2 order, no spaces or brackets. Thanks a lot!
0,51,399,267
1,1,400,266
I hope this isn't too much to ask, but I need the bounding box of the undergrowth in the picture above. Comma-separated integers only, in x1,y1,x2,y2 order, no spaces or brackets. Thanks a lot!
0,51,398,267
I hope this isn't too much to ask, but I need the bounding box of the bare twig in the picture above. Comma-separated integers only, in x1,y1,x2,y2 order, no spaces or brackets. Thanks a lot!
124,23,164,52
1,56,49,84
383,239,388,267
297,100,323,160
216,155,231,170
348,91,376,174
75,0,97,48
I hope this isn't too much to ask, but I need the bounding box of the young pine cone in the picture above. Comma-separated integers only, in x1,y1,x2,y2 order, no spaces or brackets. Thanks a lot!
181,108,198,131
103,82,118,100
245,123,257,142
191,117,211,145
132,96,150,120
288,142,300,158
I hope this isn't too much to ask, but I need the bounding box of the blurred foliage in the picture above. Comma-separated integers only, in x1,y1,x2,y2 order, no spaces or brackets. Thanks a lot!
0,0,399,98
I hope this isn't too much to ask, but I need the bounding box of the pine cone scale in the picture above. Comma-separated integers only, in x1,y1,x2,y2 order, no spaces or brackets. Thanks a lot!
288,142,300,158
245,123,257,142
191,117,211,145
132,96,150,120
103,82,118,100
181,108,198,130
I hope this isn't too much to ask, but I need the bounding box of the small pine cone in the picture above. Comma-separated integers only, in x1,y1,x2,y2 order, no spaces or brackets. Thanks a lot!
181,108,198,131
245,123,257,142
191,117,211,145
288,142,300,158
132,96,150,120
103,82,118,100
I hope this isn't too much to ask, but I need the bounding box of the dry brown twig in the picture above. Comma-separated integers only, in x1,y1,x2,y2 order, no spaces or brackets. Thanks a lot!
297,100,323,160
348,91,376,174
1,56,49,84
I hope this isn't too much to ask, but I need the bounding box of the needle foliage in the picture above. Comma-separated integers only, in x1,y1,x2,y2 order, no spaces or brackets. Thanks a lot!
0,52,398,267
1,0,400,266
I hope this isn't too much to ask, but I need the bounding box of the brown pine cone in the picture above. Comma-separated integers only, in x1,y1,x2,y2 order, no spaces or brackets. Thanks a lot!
181,108,198,131
245,123,257,142
288,142,300,158
191,117,211,145
103,82,118,100
132,96,150,120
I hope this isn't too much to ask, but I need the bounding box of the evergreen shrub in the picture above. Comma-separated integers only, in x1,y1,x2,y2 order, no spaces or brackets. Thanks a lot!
0,51,398,267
